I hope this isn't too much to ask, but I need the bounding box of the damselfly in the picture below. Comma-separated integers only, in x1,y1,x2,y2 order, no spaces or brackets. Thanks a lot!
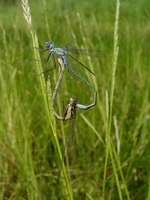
51,58,94,181
37,42,105,106
55,97,82,182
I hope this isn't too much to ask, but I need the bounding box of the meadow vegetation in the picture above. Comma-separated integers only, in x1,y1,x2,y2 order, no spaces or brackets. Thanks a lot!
0,0,150,199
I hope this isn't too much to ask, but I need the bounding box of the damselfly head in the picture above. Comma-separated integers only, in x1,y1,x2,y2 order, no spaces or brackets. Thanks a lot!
45,42,54,49
70,97,78,106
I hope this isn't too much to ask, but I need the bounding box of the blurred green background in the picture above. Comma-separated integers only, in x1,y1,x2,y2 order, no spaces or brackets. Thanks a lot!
0,0,150,199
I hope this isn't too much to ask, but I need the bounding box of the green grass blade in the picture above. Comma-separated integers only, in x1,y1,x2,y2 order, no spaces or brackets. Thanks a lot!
22,0,73,199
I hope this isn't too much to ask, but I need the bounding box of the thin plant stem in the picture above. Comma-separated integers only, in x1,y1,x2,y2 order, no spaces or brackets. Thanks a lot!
47,77,73,200
22,0,73,199
102,0,120,198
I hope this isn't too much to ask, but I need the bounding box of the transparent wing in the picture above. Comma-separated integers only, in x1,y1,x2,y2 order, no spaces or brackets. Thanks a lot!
65,44,79,54
68,119,76,148
65,43,105,58
58,118,87,182
67,53,95,76
60,119,85,165
68,120,87,159
58,119,76,181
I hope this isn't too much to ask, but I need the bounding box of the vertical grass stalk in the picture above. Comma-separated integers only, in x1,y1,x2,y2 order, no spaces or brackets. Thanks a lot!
103,0,120,198
22,0,73,199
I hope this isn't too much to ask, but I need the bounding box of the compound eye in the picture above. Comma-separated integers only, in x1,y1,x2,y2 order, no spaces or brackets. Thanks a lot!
45,42,49,48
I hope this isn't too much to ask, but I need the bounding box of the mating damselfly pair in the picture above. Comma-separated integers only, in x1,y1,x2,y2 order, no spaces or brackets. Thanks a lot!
37,42,105,109
48,59,91,183
37,42,105,183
